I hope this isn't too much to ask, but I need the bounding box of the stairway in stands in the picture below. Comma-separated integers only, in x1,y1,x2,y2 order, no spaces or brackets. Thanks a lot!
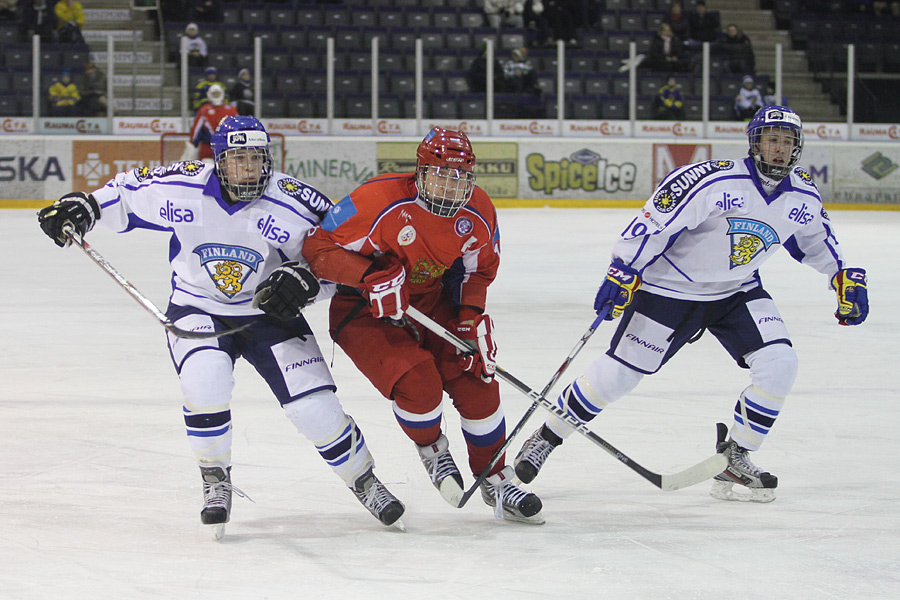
715,0,841,120
81,0,178,116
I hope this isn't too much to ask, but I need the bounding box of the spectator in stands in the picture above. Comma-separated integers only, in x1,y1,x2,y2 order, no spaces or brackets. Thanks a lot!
0,0,17,21
185,0,222,23
48,69,80,117
687,0,721,46
664,1,690,42
192,66,222,111
503,47,539,95
20,0,57,43
541,0,579,47
719,23,755,75
229,68,255,117
189,83,236,161
80,61,107,117
181,22,208,69
524,0,552,47
654,75,686,120
54,0,85,44
763,81,788,107
647,22,689,73
734,75,763,120
497,47,543,118
483,0,526,29
467,41,504,93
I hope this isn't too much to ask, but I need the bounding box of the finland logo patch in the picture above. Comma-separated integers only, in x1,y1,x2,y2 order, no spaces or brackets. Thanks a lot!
726,218,780,269
193,243,264,297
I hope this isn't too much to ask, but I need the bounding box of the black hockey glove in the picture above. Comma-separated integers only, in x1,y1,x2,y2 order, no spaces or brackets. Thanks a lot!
252,261,321,321
37,192,101,247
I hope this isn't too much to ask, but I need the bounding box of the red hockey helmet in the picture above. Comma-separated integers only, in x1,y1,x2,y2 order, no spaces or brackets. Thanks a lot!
415,127,476,217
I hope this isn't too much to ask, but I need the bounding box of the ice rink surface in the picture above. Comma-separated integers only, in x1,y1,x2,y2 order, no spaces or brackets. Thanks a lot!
2,207,898,599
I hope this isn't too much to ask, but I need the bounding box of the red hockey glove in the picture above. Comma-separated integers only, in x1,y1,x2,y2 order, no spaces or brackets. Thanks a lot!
832,268,868,326
361,255,409,320
453,313,498,382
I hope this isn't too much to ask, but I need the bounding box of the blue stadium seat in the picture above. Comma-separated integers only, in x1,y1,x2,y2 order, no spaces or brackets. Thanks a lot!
584,73,611,95
261,95,285,118
345,94,372,118
601,96,628,119
287,94,316,118
430,95,458,119
571,96,600,120
406,9,432,30
279,29,306,48
267,6,296,27
378,97,403,119
296,7,324,27
564,76,584,95
432,9,460,29
240,7,266,26
636,95,656,120
458,93,486,118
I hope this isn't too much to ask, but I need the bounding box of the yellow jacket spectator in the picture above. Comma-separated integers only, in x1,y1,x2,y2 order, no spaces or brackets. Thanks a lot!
49,70,80,116
55,0,85,44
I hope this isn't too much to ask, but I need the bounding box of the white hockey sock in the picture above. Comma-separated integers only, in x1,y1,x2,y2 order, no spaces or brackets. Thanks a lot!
180,351,235,467
284,392,373,486
730,345,797,451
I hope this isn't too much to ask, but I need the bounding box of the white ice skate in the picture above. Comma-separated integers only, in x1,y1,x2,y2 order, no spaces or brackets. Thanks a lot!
417,433,465,507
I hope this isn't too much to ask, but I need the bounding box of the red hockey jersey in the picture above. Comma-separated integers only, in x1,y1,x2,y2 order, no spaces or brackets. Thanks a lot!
303,173,500,312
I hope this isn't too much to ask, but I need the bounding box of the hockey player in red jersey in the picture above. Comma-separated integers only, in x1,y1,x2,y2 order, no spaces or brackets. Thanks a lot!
257,127,543,523
189,83,237,161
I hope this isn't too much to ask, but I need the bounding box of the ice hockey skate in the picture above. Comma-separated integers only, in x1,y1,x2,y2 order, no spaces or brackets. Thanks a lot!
351,467,406,530
514,424,563,484
481,466,544,524
417,433,465,507
200,465,233,540
710,431,777,503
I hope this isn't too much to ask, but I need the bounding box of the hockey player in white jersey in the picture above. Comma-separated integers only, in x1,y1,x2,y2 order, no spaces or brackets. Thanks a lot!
37,116,405,534
514,106,869,502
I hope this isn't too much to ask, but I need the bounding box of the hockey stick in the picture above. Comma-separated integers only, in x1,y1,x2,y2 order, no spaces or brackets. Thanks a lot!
63,226,250,340
455,312,608,507
405,306,728,492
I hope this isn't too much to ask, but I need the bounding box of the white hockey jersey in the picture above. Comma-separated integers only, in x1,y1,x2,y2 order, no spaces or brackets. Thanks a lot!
615,157,845,301
91,160,333,316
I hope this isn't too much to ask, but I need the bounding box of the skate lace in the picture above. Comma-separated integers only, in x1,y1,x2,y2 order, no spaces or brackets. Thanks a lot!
484,480,531,519
424,451,460,485
728,444,762,476
203,480,252,507
357,478,395,512
521,434,555,468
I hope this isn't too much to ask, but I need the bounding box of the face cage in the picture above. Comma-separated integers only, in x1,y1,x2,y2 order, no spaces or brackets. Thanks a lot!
215,146,273,202
750,125,803,180
415,165,476,217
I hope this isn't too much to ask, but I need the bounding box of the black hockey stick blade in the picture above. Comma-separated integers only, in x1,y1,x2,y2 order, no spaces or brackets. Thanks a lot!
405,306,728,492
64,227,250,340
